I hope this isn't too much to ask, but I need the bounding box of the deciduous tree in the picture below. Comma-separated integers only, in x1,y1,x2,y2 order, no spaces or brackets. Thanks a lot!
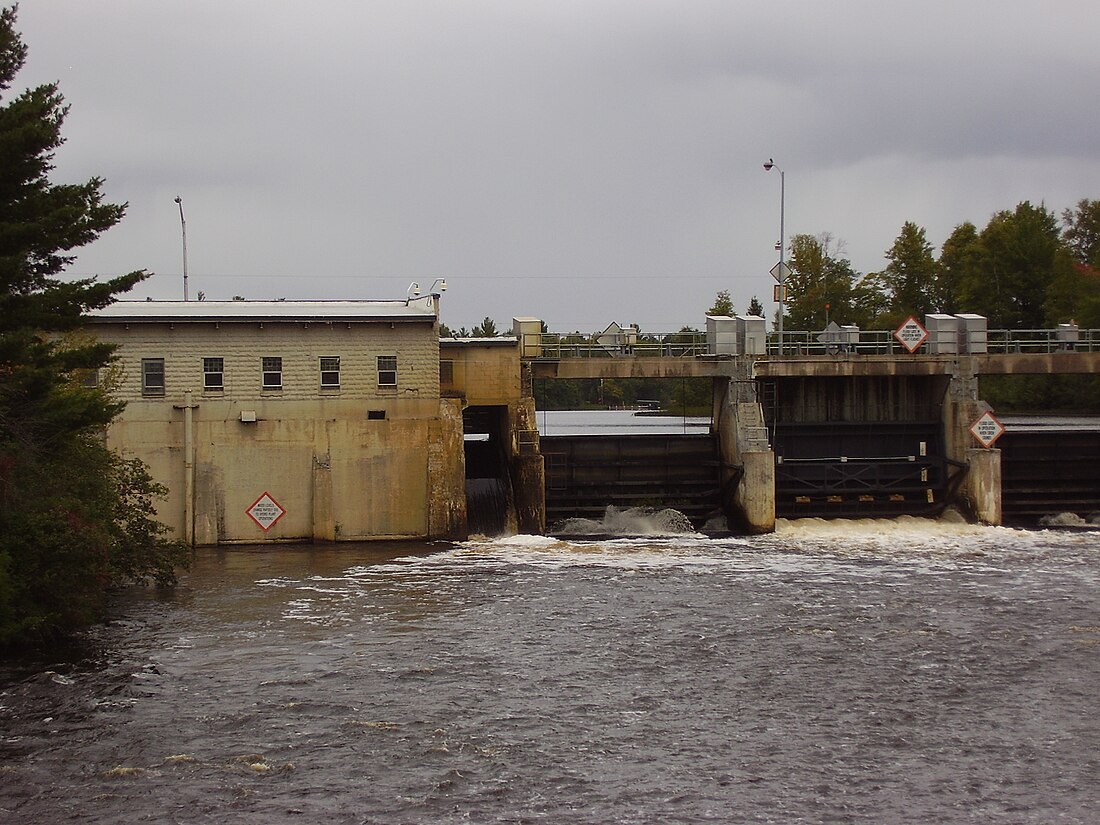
962,202,1062,328
937,221,981,315
1062,199,1100,268
785,233,857,331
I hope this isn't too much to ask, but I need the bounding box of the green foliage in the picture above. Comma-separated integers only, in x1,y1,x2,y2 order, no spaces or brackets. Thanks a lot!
1042,247,1100,328
785,234,856,330
0,7,186,649
707,290,734,316
471,317,499,337
1062,199,1100,268
962,202,1062,328
979,374,1100,414
747,296,764,317
0,427,189,646
533,376,712,415
937,221,981,316
849,271,892,329
880,221,940,323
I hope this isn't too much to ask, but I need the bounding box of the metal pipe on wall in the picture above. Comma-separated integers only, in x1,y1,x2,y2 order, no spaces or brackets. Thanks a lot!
183,389,194,546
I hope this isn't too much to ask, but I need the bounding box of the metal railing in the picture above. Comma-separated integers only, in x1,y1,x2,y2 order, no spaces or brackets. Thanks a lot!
519,328,1100,359
524,332,709,359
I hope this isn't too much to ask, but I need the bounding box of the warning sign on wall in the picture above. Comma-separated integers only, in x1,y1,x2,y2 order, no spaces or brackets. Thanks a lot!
247,492,286,531
969,411,1005,449
894,316,929,353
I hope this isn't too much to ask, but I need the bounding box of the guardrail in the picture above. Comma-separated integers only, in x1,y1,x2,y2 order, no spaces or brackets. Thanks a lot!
525,333,710,359
519,329,1100,359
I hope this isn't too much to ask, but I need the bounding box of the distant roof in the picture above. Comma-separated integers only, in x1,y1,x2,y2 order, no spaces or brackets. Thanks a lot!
89,297,439,324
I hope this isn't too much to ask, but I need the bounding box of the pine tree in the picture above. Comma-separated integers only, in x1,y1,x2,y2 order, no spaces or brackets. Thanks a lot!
0,7,186,648
882,221,938,320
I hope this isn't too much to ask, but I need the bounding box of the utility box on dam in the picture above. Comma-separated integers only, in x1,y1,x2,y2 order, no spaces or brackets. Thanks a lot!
924,313,989,355
706,315,766,356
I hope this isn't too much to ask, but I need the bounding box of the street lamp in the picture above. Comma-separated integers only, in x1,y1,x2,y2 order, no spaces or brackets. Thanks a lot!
763,158,785,354
174,196,189,302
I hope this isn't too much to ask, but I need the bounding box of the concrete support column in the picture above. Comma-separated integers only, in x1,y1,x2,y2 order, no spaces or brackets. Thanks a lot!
965,447,1002,525
735,450,776,533
427,399,468,539
312,453,336,541
715,377,776,534
511,398,545,535
945,357,1003,525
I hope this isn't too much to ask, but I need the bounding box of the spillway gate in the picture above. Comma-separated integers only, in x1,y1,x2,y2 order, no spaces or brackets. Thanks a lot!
541,433,724,528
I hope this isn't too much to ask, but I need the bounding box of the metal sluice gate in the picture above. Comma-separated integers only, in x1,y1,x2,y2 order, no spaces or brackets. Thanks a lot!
770,421,966,518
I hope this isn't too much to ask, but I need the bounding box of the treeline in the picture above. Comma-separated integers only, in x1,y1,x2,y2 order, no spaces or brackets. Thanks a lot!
535,377,713,415
784,201,1100,332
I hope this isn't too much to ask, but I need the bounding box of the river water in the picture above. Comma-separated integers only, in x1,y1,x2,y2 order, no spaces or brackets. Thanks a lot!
2,517,1099,824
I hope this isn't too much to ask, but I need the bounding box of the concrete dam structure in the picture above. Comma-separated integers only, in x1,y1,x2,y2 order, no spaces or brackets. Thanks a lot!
88,302,1098,544
525,315,1100,532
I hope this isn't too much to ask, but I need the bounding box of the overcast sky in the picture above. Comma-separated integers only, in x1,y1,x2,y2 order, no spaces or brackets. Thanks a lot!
16,1,1100,333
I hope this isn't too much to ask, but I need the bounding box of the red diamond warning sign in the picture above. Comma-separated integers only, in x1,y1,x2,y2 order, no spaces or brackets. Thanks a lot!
894,316,928,353
247,492,286,531
969,411,1005,449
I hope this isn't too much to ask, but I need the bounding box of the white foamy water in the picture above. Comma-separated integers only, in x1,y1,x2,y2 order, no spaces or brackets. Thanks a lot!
2,519,1098,824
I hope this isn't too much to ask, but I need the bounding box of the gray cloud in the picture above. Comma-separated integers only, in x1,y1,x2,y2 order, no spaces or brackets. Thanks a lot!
15,0,1100,332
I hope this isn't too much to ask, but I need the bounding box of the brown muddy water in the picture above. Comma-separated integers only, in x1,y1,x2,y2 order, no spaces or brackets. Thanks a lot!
2,517,1099,824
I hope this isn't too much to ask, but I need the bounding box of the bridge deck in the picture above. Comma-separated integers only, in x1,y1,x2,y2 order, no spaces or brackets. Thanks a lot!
529,351,1100,380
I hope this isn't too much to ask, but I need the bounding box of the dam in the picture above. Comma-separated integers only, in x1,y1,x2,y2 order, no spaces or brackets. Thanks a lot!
88,301,1099,543
523,316,1100,532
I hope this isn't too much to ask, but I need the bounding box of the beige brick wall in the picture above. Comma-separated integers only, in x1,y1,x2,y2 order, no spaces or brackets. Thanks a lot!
440,341,522,405
92,319,440,404
90,317,470,544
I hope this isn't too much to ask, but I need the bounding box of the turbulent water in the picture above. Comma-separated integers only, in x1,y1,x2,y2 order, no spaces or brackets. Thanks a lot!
2,517,1099,824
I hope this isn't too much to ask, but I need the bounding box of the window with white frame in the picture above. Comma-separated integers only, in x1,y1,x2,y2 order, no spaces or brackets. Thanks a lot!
203,357,224,391
262,356,282,390
320,356,340,389
377,355,397,387
141,358,165,397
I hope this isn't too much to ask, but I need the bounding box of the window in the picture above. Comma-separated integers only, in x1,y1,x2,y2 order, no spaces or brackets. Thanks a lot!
141,358,165,397
203,357,224,391
320,356,340,389
377,355,397,387
262,356,282,390
439,360,454,386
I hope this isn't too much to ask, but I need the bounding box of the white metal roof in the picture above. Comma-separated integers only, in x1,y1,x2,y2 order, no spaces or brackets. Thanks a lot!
89,297,439,324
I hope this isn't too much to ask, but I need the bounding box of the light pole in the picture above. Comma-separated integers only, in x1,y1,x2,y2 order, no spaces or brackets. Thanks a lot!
763,158,784,354
174,196,189,301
